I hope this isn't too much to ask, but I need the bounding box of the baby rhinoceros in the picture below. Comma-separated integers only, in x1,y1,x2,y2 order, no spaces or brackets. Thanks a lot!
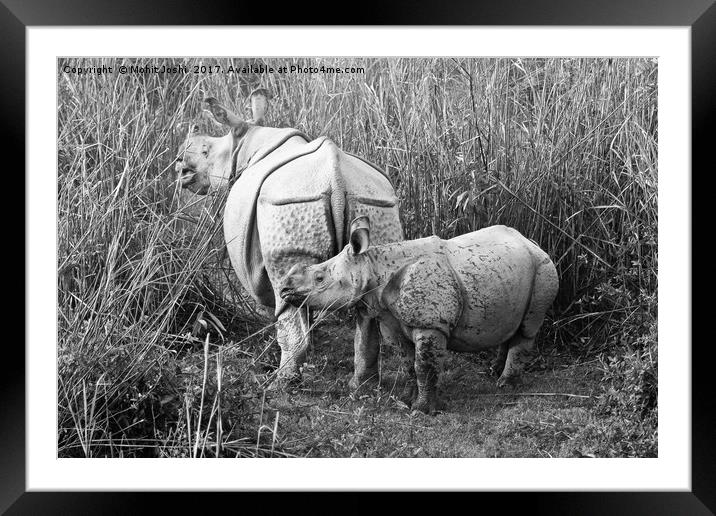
279,217,559,414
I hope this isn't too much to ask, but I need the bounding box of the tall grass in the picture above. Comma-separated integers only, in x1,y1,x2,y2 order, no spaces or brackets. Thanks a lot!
57,57,657,456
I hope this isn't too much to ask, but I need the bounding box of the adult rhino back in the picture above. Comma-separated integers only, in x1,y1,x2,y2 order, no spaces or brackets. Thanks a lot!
259,139,401,259
225,136,402,313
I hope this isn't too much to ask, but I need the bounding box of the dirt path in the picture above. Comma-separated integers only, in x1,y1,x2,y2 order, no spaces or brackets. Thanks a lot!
250,320,606,458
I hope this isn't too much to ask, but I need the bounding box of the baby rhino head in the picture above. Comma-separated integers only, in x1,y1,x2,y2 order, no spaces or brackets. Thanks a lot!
279,216,372,311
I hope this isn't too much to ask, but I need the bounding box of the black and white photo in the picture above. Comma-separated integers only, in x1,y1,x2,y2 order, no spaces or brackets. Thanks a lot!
57,56,659,459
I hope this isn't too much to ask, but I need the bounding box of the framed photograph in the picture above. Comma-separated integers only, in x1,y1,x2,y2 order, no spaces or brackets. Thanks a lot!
13,0,709,512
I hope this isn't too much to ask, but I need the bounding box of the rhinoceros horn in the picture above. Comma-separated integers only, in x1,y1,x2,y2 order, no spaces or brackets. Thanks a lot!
349,216,371,255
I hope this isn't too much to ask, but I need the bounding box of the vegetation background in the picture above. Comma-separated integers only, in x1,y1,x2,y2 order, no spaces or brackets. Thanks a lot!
57,57,657,458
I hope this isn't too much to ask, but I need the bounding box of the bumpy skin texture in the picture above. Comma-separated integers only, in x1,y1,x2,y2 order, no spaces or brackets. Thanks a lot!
279,225,559,413
250,136,402,383
177,109,403,387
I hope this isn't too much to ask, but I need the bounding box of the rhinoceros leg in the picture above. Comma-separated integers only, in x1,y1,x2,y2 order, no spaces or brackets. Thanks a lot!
376,318,416,405
490,342,509,377
497,335,534,388
397,334,417,407
411,328,447,415
274,305,311,386
348,314,380,391
497,258,558,388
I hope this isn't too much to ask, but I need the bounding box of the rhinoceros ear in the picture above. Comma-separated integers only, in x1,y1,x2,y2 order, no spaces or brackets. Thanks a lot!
249,88,271,125
349,216,371,255
203,109,225,128
203,97,245,129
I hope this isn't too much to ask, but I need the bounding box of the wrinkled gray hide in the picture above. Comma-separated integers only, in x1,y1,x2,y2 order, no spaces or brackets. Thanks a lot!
175,92,404,386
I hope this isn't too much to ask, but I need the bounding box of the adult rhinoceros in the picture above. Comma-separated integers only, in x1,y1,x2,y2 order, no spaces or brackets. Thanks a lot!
175,90,404,387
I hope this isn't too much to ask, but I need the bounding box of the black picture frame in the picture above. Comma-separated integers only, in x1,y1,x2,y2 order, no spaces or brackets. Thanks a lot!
10,0,710,513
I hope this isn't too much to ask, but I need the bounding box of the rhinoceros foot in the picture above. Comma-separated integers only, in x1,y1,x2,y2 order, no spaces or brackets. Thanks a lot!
496,373,523,389
269,370,302,391
348,371,379,393
399,379,417,407
411,396,446,416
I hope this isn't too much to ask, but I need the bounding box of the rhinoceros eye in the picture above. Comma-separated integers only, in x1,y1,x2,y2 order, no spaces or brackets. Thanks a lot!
314,272,325,284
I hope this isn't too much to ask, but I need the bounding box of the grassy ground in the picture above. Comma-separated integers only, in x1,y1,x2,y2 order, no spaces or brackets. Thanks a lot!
253,322,603,459
75,313,653,458
57,57,658,458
